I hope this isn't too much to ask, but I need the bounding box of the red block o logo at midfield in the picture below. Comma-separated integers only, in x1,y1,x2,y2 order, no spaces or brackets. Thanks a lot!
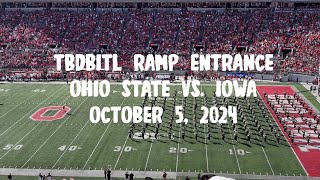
31,106,71,121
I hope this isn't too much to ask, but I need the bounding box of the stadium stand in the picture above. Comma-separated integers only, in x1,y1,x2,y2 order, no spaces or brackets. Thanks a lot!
0,2,319,81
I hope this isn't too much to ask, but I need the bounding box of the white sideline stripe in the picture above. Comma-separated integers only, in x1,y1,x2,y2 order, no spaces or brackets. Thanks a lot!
0,85,64,138
144,140,153,171
21,96,89,168
81,85,130,170
0,168,180,179
258,88,308,176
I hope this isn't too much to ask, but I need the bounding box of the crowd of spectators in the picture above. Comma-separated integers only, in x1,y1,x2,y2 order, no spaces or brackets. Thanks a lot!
0,6,319,78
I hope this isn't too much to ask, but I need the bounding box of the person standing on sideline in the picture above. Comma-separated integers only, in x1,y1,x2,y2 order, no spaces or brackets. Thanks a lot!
47,173,52,180
129,172,134,180
107,168,111,180
163,172,167,180
104,167,107,179
7,173,12,180
38,173,43,180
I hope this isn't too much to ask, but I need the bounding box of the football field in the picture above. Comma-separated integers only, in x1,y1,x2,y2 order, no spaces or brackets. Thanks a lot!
0,83,307,177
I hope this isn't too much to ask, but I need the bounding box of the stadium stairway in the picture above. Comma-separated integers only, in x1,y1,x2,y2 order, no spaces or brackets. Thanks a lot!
85,12,101,49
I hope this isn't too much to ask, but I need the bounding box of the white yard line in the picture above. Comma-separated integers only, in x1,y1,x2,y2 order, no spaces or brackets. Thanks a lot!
52,120,91,168
226,119,242,174
113,135,129,169
0,85,64,137
261,147,274,175
82,85,132,170
113,86,139,170
204,127,209,173
175,86,181,176
0,86,69,160
81,120,111,169
251,123,275,175
21,96,89,168
174,124,181,175
144,140,153,171
0,123,40,160
201,85,209,173
257,90,308,176
0,92,35,117
249,96,275,175
0,84,31,106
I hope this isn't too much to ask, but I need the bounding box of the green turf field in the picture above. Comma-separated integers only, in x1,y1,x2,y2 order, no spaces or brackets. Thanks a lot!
0,83,306,177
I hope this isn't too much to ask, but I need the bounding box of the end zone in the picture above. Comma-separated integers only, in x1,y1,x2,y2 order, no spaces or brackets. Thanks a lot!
257,86,320,177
